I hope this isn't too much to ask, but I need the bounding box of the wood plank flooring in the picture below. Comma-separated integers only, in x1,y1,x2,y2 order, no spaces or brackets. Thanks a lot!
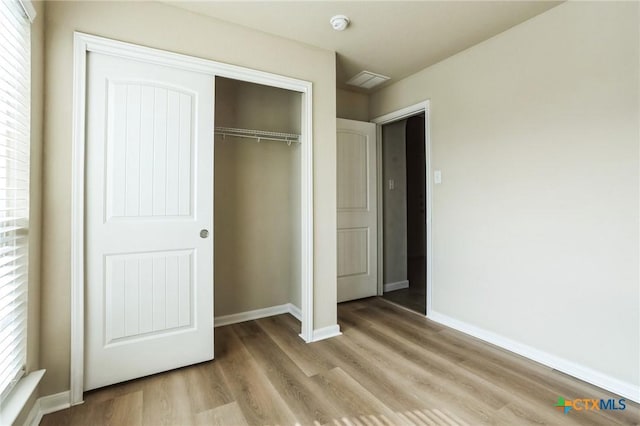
41,297,639,425
383,287,426,315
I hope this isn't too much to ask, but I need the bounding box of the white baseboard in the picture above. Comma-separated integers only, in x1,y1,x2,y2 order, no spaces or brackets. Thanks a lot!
214,303,301,327
288,303,302,321
310,324,342,342
38,391,71,417
24,390,71,426
428,310,640,403
384,280,409,292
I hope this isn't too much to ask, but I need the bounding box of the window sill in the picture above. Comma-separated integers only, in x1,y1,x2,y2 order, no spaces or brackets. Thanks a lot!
0,369,45,425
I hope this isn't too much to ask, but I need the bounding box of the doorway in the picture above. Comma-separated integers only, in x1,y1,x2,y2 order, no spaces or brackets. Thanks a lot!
381,115,426,314
372,102,431,316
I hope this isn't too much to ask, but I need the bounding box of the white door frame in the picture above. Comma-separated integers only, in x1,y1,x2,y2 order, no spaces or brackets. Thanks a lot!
71,32,314,405
371,101,432,318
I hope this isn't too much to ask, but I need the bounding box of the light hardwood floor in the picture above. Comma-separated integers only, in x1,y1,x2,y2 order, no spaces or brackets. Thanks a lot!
42,297,639,425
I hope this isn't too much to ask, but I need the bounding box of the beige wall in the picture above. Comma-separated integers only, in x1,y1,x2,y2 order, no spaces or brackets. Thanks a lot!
337,88,369,121
381,121,407,286
42,1,337,396
370,1,639,388
214,78,301,316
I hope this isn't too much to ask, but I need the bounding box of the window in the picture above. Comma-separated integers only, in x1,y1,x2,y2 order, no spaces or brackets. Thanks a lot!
0,0,32,403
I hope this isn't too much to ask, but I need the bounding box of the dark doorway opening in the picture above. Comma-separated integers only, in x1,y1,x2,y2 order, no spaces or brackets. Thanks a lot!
382,114,426,314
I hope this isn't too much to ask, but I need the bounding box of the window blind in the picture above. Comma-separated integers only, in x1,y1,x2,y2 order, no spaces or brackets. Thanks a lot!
0,0,31,403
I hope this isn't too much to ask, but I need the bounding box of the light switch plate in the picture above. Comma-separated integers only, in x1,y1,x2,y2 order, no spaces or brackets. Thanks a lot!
388,179,395,190
434,170,442,184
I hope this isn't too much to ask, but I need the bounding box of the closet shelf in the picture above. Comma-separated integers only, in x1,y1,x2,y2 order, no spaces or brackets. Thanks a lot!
214,127,300,145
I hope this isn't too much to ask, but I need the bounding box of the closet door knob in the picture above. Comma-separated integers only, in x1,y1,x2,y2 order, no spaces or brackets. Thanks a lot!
200,229,209,238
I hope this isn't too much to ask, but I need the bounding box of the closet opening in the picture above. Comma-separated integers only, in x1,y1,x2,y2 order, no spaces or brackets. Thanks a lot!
214,77,303,332
380,113,427,315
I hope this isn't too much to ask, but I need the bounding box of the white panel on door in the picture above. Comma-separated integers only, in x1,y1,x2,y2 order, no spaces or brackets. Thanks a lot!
166,91,180,216
178,94,192,217
337,228,369,277
106,81,194,220
104,250,193,345
124,85,141,217
123,257,140,337
110,83,128,218
139,86,155,217
152,256,167,331
152,88,168,216
138,257,153,334
337,132,369,211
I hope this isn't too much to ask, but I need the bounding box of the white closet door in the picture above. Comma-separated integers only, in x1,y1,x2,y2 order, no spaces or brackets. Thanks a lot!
337,118,377,302
84,52,214,390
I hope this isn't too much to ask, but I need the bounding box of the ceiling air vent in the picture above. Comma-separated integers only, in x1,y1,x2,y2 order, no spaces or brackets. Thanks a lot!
346,70,390,89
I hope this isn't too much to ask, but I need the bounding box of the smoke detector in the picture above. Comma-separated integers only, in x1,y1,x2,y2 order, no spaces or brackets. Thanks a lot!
330,15,350,31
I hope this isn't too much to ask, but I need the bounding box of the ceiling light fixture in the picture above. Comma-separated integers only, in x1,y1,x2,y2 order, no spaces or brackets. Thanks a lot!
330,15,350,31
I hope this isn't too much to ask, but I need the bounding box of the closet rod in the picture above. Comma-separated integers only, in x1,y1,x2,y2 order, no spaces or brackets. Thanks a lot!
214,126,300,145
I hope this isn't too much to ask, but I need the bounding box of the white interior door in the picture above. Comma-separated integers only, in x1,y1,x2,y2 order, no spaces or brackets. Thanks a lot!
85,52,214,390
337,119,377,302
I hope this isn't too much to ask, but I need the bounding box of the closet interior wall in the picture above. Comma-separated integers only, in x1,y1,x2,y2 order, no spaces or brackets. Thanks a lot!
214,77,302,317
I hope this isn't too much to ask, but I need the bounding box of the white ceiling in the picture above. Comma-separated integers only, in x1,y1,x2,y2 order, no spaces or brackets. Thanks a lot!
164,1,562,92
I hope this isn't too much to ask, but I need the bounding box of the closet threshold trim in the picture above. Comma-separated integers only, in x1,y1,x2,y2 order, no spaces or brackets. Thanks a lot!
215,127,300,145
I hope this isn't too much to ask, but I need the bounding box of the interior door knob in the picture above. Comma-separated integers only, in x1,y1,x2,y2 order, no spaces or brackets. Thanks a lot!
200,229,209,238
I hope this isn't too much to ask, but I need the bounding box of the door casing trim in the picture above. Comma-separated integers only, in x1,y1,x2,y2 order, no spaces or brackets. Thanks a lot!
371,101,432,318
71,32,314,405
